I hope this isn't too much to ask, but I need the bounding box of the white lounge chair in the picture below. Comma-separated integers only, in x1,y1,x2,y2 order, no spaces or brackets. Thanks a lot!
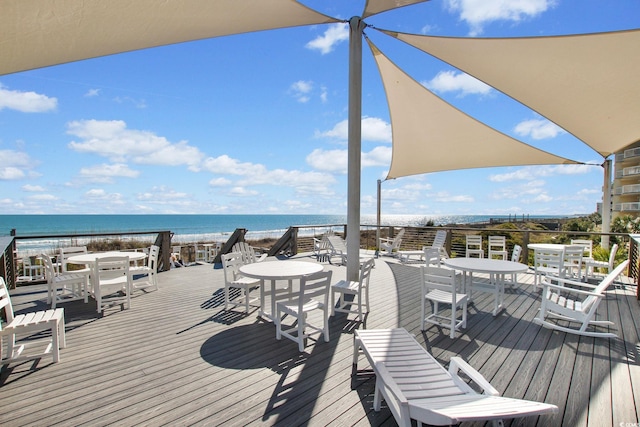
353,328,558,427
379,228,405,256
0,277,66,365
326,235,348,265
534,259,629,338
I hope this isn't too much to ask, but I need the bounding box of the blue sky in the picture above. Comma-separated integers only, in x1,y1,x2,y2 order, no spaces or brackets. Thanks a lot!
1,0,638,216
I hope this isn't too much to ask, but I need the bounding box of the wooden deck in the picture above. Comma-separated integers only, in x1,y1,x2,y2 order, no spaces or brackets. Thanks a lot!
1,253,639,426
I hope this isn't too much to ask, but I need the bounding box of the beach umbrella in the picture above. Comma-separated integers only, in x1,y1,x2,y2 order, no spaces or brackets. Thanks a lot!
3,1,638,278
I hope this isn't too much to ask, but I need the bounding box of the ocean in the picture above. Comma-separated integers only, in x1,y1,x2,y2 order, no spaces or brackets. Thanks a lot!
1,214,566,255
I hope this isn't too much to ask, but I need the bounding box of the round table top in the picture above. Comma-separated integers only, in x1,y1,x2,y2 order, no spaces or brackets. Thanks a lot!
443,257,529,274
67,251,147,264
527,243,567,251
239,260,324,280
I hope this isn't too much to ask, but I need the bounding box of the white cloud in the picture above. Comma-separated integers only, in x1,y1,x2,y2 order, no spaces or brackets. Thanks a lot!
229,187,259,197
362,146,392,167
28,194,58,201
446,0,556,36
316,117,392,142
79,163,140,183
305,23,349,54
136,186,189,201
434,191,474,203
22,184,45,192
67,119,204,170
489,164,594,182
0,149,35,180
514,118,566,140
85,89,100,97
0,83,58,112
306,148,347,173
290,80,313,103
423,71,492,96
208,177,232,187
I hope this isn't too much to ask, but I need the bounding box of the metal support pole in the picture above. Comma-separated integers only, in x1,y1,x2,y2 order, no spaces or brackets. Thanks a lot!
602,159,612,249
376,179,381,258
347,16,366,281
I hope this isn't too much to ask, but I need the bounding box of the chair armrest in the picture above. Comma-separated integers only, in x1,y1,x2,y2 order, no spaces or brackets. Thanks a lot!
449,357,500,396
379,237,394,244
540,279,601,297
545,276,599,289
374,362,409,405
256,253,268,262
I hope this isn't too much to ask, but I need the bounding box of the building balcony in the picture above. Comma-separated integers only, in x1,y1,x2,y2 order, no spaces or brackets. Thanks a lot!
613,184,640,195
613,202,640,212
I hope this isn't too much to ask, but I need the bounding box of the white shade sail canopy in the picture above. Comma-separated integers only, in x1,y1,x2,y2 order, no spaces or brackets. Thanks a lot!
0,0,339,76
367,40,581,180
380,28,640,159
362,0,429,18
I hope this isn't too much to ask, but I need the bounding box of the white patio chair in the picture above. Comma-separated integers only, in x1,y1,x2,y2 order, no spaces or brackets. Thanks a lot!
465,235,484,258
533,246,565,286
0,277,66,365
488,235,508,260
379,228,405,256
90,256,133,314
194,244,208,263
331,257,374,321
563,244,585,280
505,244,522,287
221,252,261,313
534,260,629,338
41,253,88,308
420,265,468,339
585,243,619,279
313,236,331,262
59,246,91,275
232,241,267,264
571,238,594,264
131,245,159,292
275,270,332,352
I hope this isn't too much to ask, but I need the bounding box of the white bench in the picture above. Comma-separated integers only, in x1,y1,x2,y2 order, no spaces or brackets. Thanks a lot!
353,328,557,427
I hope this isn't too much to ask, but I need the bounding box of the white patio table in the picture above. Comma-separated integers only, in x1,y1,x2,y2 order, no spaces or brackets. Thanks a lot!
443,257,528,316
239,260,324,322
66,251,147,264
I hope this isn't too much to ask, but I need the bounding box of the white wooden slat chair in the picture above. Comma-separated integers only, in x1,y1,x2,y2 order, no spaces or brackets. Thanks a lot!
0,277,66,365
571,238,594,265
420,265,468,339
41,253,88,308
465,235,484,258
379,228,405,257
131,245,159,292
326,235,348,265
313,236,331,262
90,256,133,314
221,252,261,313
585,243,619,279
488,235,508,260
232,241,267,264
563,244,585,280
59,246,91,275
275,270,332,352
505,244,523,287
533,246,565,286
331,257,375,321
534,259,629,338
353,328,558,427
194,244,208,263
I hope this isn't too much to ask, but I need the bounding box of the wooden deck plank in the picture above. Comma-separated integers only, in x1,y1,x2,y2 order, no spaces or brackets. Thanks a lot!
1,254,638,427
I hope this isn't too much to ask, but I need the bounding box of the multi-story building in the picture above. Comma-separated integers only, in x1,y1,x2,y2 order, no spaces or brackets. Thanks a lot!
612,140,640,219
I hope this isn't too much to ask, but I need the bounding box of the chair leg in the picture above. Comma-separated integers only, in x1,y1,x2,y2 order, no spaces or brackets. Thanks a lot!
298,314,306,352
331,290,336,316
323,309,330,342
224,287,230,310
244,288,249,313
52,320,60,362
420,296,426,330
